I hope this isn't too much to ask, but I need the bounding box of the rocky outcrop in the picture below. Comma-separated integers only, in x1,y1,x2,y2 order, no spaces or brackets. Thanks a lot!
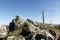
8,16,60,40
9,16,25,31
0,16,60,40
25,21,40,33
27,19,40,27
0,25,8,35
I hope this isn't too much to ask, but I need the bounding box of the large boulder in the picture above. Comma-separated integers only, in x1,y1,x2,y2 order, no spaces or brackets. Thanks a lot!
9,16,25,31
25,21,40,33
0,25,8,35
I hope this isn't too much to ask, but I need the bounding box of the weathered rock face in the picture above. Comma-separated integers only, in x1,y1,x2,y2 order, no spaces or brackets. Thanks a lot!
7,36,25,40
27,19,40,27
0,16,60,40
0,25,8,35
26,22,54,40
25,21,40,33
46,31,55,40
48,29,56,37
9,16,25,31
35,34,47,40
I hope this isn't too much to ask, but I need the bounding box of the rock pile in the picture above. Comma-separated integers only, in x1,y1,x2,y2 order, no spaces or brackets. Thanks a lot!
0,16,60,40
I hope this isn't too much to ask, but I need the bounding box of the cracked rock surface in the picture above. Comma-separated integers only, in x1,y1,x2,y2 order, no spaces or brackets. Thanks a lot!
0,16,60,40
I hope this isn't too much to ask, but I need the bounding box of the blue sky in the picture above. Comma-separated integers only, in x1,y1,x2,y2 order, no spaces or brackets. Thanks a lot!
0,0,60,25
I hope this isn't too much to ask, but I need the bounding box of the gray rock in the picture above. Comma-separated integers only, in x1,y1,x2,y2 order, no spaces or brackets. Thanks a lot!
41,39,45,40
7,16,59,40
25,21,40,33
0,25,8,35
46,31,55,40
9,16,25,31
35,34,47,40
7,36,25,40
48,36,53,40
27,19,40,27
48,29,56,37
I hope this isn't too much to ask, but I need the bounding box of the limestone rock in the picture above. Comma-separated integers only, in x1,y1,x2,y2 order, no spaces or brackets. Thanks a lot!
9,16,25,31
0,25,8,35
1,16,59,40
35,34,47,40
7,36,25,40
25,21,40,33
27,19,40,27
48,29,56,37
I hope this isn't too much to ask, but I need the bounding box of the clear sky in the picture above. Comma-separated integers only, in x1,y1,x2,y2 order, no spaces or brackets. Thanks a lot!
0,0,60,25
